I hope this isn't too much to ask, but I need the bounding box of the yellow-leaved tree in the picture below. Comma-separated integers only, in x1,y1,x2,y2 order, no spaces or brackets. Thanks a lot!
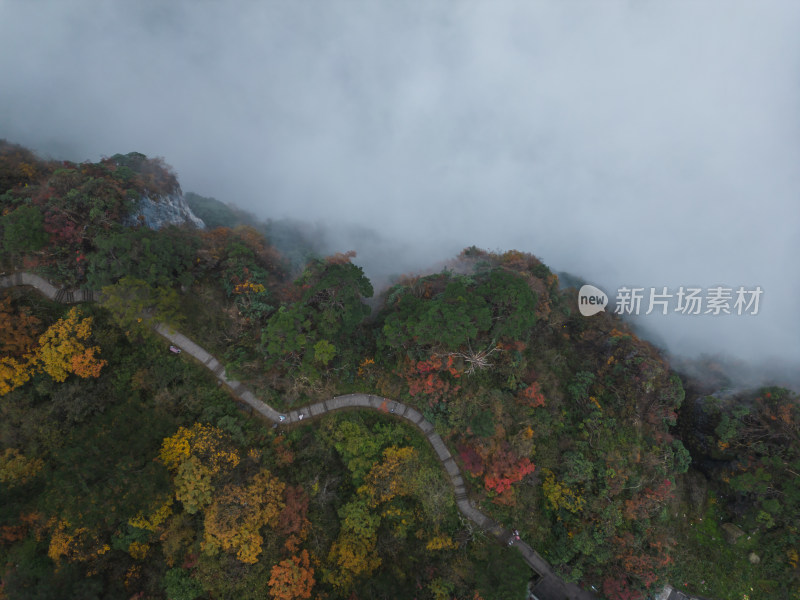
0,448,44,488
174,456,214,514
358,445,419,507
0,296,41,394
128,497,173,532
202,468,286,563
158,423,241,514
35,307,107,382
46,518,110,565
1,306,106,395
159,423,240,475
541,468,585,514
0,356,32,396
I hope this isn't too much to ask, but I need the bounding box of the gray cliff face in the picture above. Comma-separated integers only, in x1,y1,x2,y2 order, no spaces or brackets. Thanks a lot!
125,190,206,230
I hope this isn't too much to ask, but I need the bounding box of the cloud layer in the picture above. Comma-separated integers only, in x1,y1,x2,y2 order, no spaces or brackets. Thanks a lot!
2,1,798,369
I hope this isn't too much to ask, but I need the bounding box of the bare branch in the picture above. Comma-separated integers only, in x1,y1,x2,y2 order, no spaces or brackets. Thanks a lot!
440,343,502,375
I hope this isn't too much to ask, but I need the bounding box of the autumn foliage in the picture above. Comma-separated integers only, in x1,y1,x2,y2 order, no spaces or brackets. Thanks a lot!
46,518,110,565
0,305,106,395
0,296,41,356
404,354,461,404
159,423,241,475
202,468,286,563
0,448,43,488
623,479,674,521
358,446,419,506
278,485,312,552
4,141,796,600
517,381,545,407
268,549,315,600
36,307,107,381
459,440,535,496
159,423,241,514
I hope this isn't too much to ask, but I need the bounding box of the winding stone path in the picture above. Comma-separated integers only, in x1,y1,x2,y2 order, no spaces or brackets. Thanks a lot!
1,272,597,600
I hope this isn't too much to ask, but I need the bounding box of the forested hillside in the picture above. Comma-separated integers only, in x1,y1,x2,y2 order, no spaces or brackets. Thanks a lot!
1,140,797,600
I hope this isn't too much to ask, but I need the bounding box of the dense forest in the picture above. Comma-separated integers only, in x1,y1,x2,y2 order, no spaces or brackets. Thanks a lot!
0,139,798,600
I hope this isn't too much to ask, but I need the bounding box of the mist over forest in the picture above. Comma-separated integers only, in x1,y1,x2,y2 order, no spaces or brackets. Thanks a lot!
4,4,800,599
2,0,798,376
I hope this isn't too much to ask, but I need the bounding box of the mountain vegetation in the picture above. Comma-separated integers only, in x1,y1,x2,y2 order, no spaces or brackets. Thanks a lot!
1,139,798,600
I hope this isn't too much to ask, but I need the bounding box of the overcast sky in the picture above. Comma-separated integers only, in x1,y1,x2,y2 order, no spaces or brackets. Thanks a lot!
1,1,798,375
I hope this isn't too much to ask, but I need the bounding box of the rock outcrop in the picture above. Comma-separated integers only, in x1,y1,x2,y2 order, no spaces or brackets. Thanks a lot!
125,190,205,230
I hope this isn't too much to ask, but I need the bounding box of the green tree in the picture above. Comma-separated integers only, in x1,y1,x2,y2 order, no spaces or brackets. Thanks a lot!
470,541,531,600
262,305,312,368
477,269,538,341
262,257,372,371
163,567,203,600
87,229,198,288
326,498,381,589
380,273,508,355
1,204,48,255
313,339,336,365
327,419,406,485
100,276,184,337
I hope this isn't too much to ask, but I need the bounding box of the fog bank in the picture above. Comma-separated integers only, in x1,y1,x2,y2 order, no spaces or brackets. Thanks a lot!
1,1,798,369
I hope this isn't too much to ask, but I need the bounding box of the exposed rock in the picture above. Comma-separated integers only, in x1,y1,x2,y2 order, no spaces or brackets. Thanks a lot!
125,191,205,230
748,552,760,564
721,522,745,545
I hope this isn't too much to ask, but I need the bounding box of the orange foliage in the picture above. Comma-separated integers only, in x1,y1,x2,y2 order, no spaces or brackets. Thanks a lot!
273,435,295,467
198,226,284,276
233,226,285,273
459,440,535,496
232,276,266,295
278,485,311,547
70,347,106,378
197,227,233,266
499,340,526,352
0,513,39,545
613,533,674,591
357,357,375,378
499,250,531,270
268,550,315,600
405,355,461,404
518,382,545,407
0,296,41,356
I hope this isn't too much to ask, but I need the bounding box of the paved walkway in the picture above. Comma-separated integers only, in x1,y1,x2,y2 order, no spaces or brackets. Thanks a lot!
0,272,597,600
